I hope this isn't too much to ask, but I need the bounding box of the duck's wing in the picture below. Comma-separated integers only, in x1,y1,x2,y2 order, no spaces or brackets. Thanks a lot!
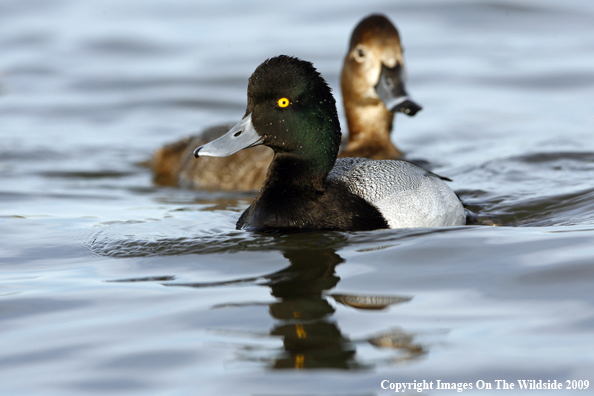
329,157,431,201
328,158,465,227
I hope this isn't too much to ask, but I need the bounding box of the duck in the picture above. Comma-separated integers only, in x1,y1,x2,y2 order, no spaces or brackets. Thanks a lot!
340,13,421,160
150,14,421,191
194,55,465,232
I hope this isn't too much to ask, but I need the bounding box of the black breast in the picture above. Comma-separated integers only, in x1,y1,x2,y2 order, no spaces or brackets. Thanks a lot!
236,180,389,232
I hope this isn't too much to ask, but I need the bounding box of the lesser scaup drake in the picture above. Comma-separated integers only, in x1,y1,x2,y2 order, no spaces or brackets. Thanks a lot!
150,14,421,191
194,56,465,231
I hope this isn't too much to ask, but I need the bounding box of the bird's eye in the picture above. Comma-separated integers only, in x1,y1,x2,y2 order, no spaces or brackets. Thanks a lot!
278,97,290,108
354,45,366,62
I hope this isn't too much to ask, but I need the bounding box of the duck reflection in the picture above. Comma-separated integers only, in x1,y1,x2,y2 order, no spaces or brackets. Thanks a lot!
264,248,424,369
265,248,357,369
107,240,425,369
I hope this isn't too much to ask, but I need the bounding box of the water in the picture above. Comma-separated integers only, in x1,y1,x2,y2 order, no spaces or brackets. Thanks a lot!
1,0,594,395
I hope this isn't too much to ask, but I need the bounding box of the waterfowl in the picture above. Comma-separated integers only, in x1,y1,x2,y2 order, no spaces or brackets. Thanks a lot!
340,14,421,160
150,14,421,191
194,56,465,231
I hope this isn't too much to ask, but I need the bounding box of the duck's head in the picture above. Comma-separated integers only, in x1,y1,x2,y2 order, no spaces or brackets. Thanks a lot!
341,14,421,116
195,56,341,173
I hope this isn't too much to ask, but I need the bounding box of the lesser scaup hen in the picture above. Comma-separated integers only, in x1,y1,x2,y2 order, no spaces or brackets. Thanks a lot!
341,14,421,160
151,14,420,191
194,56,465,231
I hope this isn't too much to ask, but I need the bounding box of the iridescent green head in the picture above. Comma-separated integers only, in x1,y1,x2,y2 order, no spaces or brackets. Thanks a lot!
195,56,342,174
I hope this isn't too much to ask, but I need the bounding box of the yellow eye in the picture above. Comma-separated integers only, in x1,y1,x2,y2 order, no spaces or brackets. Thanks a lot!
278,97,290,108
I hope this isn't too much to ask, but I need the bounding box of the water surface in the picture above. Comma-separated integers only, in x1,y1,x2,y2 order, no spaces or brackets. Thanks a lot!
1,0,594,395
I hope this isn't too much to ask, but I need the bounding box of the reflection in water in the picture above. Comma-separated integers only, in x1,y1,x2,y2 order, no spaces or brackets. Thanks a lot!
266,248,358,369
262,248,422,369
109,239,425,370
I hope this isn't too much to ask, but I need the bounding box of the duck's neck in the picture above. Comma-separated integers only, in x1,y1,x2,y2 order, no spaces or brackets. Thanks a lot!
238,152,334,230
263,151,334,192
343,99,402,159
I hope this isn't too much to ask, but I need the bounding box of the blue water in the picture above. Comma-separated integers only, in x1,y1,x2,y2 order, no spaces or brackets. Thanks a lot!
1,0,594,395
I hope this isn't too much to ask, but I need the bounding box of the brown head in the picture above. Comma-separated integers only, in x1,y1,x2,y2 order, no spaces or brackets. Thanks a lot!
340,14,421,160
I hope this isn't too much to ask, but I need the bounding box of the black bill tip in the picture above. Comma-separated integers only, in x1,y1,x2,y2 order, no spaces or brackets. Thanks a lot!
392,99,422,116
193,146,203,158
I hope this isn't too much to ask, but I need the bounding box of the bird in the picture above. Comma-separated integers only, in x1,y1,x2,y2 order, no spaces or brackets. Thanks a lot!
194,55,465,232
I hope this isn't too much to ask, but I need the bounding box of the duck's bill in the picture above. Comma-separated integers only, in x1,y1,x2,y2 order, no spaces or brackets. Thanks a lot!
375,63,422,116
194,113,263,158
